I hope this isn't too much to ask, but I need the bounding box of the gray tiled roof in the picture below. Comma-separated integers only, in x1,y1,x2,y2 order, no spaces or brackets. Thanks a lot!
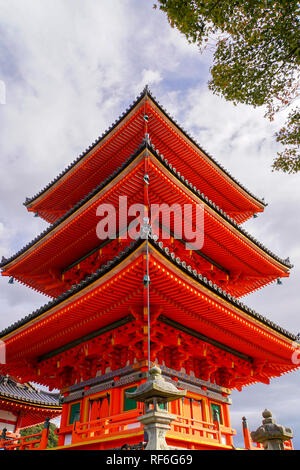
0,375,60,406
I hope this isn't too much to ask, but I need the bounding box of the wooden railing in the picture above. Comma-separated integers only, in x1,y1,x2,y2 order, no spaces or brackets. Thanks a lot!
246,439,293,450
70,409,144,444
0,426,49,450
170,416,235,446
58,410,234,447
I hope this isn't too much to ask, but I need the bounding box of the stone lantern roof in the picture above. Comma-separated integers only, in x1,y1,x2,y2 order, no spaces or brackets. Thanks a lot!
125,365,186,404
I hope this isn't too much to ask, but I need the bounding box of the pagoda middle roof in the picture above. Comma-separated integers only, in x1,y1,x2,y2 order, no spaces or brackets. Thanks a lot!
0,143,292,279
24,86,265,224
0,236,296,343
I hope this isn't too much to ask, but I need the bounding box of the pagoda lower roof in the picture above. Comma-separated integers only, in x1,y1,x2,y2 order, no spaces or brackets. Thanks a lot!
24,87,265,224
0,375,60,408
0,144,291,298
0,238,298,389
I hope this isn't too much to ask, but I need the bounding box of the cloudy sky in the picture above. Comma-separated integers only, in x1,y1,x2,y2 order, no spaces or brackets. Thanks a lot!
0,0,299,449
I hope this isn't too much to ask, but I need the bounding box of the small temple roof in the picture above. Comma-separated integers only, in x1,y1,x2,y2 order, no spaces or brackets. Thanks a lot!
0,142,292,273
0,375,60,407
0,236,297,342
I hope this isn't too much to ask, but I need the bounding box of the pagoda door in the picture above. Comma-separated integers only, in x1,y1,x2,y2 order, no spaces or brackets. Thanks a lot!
182,397,203,438
89,394,110,422
191,398,203,438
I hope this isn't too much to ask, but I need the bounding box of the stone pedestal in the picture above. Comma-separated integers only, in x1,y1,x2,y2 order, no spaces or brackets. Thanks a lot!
138,408,177,450
251,409,293,450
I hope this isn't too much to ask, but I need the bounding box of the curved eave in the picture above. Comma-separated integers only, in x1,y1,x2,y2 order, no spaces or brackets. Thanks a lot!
24,88,148,211
0,145,147,271
0,145,292,282
0,238,297,347
24,87,265,222
150,151,291,274
150,240,296,344
146,91,266,212
0,394,61,410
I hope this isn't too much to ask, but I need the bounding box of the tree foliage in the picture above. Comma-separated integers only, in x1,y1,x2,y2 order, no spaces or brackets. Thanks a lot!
154,0,299,173
20,422,58,449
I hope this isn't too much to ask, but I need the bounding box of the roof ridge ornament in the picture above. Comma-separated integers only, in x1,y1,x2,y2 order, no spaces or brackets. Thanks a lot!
143,133,151,146
143,84,150,95
140,216,152,239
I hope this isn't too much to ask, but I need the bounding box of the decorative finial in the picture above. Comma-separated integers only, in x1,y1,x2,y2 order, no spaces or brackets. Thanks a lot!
149,364,162,378
143,133,151,146
143,274,151,286
242,416,248,428
262,409,272,419
140,217,151,238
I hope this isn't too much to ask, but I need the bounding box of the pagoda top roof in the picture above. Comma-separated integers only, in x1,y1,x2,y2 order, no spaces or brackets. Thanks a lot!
23,86,265,224
0,375,60,407
0,143,292,274
0,236,297,343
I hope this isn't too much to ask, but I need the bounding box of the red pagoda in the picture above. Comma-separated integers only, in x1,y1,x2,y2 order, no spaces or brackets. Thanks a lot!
0,87,299,450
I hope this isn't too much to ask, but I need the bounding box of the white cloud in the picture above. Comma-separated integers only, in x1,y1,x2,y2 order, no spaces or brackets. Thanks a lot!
138,68,163,90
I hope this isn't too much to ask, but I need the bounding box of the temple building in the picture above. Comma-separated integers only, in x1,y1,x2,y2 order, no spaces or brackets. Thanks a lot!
0,87,299,450
0,375,61,433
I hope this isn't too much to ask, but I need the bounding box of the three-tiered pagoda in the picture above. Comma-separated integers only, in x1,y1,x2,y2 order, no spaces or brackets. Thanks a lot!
0,87,299,450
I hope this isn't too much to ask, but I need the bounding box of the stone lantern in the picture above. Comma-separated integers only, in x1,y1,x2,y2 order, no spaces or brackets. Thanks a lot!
251,409,293,450
125,365,186,450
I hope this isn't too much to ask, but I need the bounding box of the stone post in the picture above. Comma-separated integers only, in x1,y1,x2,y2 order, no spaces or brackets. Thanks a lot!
251,409,293,450
138,402,178,450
